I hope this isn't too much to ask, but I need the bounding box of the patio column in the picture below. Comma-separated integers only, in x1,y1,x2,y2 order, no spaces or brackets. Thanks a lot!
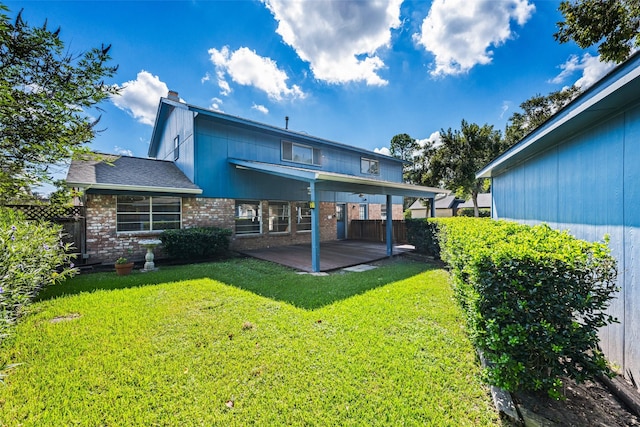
430,196,436,217
310,181,321,272
386,194,393,257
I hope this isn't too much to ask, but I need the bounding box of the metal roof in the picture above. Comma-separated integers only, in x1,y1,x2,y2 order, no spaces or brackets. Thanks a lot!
477,51,640,179
229,159,449,198
66,154,202,195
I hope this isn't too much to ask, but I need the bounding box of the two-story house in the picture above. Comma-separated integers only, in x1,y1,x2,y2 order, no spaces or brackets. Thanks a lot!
67,92,446,271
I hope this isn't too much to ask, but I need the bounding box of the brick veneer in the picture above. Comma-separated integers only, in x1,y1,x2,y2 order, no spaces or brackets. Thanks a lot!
83,195,344,263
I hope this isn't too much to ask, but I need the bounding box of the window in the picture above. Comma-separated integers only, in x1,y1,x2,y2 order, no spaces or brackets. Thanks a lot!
117,196,181,232
235,200,261,235
282,141,321,166
295,202,311,232
381,204,387,220
268,201,290,233
361,157,379,175
358,204,368,220
174,135,180,161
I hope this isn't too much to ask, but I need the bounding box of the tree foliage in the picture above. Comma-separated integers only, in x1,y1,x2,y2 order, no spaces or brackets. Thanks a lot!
429,120,504,217
504,86,582,146
555,0,640,63
0,5,118,204
389,133,420,185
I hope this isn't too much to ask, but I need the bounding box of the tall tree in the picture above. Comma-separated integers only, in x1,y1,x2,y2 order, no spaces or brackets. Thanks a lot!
429,120,504,217
504,86,582,146
0,5,118,204
389,133,419,184
555,0,640,63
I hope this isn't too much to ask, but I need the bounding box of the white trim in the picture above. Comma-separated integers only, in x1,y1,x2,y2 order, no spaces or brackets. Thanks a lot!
67,182,202,195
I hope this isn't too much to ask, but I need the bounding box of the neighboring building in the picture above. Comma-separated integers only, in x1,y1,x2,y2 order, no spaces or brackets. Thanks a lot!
407,193,490,218
456,193,491,215
408,194,464,218
67,93,446,271
477,51,640,385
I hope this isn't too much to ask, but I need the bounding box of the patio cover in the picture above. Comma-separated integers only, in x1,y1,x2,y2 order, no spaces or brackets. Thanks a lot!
229,159,449,271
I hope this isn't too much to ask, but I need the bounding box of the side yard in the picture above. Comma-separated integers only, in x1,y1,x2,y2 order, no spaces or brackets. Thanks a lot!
0,259,502,426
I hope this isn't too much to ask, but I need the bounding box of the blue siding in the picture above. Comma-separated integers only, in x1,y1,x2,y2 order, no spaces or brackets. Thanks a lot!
192,116,404,202
153,107,196,181
491,102,640,379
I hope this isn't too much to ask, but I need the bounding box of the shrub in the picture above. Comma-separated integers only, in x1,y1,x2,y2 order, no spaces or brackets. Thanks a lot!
434,217,618,398
405,219,440,257
160,227,232,260
0,207,77,342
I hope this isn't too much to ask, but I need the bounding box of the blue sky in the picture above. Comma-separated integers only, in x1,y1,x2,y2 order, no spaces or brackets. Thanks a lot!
9,0,615,178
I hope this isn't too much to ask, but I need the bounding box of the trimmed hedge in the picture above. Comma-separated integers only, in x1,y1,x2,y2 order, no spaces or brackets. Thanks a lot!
0,207,76,343
160,227,232,260
415,217,618,399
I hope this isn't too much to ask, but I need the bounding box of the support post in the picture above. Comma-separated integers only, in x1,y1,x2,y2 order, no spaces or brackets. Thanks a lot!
310,182,321,272
430,196,436,218
386,194,393,257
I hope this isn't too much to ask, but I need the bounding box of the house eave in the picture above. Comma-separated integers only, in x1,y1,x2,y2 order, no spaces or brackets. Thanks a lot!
66,182,203,195
477,51,640,179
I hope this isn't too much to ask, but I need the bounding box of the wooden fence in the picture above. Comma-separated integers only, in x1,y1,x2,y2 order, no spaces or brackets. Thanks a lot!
348,220,408,244
7,205,86,260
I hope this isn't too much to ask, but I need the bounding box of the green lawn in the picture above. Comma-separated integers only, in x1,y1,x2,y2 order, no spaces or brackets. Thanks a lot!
0,258,502,426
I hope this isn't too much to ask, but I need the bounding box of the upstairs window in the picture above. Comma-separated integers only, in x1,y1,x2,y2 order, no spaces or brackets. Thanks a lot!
282,141,321,166
268,201,290,233
361,157,379,175
174,135,180,161
117,196,181,232
235,200,262,235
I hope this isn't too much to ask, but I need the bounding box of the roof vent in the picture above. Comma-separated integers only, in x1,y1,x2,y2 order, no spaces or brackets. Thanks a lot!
167,90,180,101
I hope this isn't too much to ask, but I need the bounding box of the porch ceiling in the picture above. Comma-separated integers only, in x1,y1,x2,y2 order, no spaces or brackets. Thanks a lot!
228,159,448,198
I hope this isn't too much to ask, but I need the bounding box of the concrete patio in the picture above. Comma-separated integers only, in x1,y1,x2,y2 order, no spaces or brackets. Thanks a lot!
241,240,414,272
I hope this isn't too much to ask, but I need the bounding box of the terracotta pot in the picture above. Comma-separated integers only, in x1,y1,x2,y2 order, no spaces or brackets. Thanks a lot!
115,262,134,276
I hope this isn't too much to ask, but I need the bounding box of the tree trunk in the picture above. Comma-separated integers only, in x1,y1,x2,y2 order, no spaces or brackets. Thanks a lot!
472,190,479,217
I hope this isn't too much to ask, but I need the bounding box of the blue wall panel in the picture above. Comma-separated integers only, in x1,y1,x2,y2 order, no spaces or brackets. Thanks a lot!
491,103,640,378
192,116,405,203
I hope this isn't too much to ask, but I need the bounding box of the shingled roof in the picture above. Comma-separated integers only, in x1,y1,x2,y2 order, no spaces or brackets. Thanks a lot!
66,154,202,195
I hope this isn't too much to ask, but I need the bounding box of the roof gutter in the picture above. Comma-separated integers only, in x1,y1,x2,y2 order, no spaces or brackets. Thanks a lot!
66,182,203,195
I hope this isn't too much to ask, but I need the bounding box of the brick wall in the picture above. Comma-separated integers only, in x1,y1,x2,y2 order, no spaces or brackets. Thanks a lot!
85,195,235,264
229,201,337,251
84,195,394,263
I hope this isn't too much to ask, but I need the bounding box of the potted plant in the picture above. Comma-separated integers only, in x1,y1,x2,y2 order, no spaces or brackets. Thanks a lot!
115,257,134,276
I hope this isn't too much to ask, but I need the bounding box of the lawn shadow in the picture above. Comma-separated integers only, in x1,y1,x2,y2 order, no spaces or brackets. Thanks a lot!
37,257,437,310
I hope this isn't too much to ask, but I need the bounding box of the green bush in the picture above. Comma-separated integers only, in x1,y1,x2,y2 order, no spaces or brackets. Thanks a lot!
405,219,440,257
434,217,618,398
0,207,76,341
160,227,232,260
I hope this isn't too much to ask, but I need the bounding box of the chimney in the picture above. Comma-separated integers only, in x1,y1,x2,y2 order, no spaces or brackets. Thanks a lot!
167,90,180,101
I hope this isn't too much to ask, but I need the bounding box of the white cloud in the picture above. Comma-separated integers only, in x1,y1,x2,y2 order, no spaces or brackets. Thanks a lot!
500,101,511,119
415,0,535,76
111,70,169,126
263,0,402,86
417,131,442,148
114,146,134,157
550,53,616,89
374,147,391,156
252,103,269,114
208,46,304,101
210,97,224,112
